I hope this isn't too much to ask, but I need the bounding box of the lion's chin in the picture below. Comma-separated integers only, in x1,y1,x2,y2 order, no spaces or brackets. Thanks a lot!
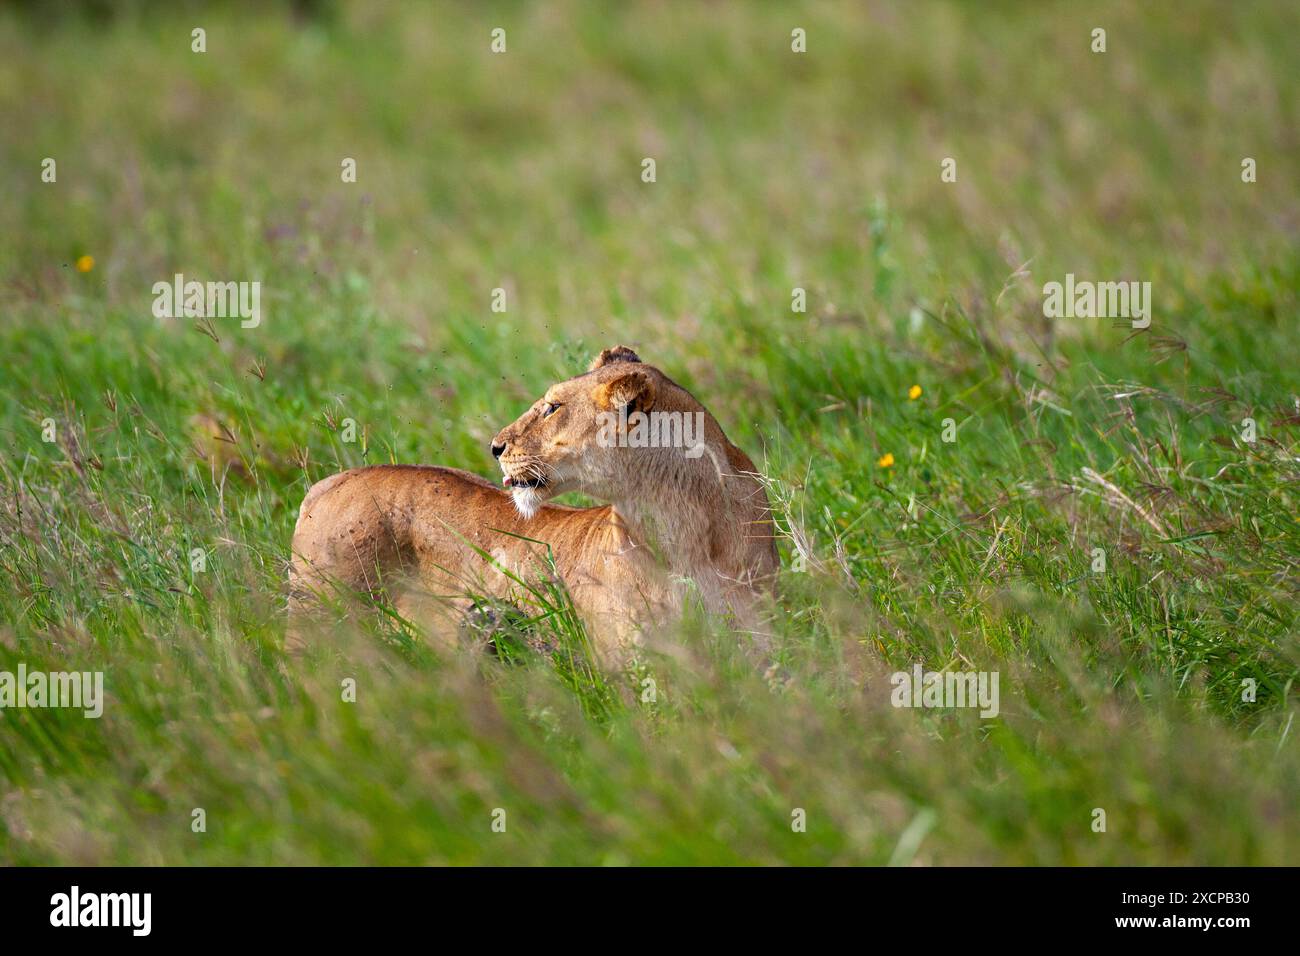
511,484,544,520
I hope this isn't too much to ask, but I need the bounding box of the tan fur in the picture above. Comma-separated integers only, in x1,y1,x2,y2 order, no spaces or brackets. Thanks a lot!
288,347,778,660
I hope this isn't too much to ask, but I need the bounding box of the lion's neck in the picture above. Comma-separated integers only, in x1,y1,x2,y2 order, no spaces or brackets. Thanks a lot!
604,444,764,600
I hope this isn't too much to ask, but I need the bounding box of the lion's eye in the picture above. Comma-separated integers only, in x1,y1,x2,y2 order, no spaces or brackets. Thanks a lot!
540,402,560,418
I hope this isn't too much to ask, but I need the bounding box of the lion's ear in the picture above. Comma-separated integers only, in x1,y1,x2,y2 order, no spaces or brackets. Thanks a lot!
588,345,642,371
593,366,657,413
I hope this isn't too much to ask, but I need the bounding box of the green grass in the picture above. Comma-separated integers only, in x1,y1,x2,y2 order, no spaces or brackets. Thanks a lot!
0,0,1297,864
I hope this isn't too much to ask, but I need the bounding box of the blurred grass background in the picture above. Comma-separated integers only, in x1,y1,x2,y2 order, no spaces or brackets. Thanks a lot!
0,0,1296,864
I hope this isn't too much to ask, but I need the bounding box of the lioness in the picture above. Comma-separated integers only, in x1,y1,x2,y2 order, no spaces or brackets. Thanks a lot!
288,346,778,658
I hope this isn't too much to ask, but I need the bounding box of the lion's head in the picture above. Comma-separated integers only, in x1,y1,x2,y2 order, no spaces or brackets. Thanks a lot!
490,346,711,518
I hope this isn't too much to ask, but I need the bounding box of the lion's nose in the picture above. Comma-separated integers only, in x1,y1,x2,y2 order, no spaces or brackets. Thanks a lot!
491,441,506,459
